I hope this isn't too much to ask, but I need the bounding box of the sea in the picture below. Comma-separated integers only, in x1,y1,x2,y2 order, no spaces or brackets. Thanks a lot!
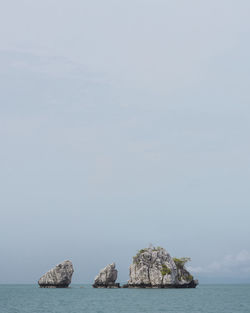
0,284,249,313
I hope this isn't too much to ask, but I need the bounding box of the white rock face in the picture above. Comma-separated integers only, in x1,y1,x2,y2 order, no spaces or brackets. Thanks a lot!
93,263,119,288
126,247,198,288
38,260,74,288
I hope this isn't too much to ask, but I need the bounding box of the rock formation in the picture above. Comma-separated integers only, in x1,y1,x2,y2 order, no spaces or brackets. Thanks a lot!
93,263,120,288
123,247,198,288
38,260,74,288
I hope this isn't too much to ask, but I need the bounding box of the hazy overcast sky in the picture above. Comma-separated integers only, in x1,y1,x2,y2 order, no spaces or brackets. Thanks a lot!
0,0,250,284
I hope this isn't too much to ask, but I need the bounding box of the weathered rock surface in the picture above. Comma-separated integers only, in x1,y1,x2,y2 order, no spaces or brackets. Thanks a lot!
124,247,198,288
93,263,120,288
38,260,74,288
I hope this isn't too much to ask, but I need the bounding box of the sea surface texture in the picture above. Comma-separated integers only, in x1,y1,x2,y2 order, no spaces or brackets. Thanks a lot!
0,284,249,313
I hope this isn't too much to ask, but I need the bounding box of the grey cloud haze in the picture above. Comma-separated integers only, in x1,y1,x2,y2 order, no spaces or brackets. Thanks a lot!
188,250,250,275
0,0,250,284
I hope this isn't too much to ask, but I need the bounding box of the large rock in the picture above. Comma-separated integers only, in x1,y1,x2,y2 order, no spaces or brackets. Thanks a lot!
38,260,74,288
93,263,120,288
124,247,198,288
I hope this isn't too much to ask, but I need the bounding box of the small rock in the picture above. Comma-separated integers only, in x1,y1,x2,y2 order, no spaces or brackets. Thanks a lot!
93,263,120,288
38,260,74,288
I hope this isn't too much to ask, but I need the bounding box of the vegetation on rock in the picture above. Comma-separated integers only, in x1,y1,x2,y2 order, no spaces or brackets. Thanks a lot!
160,264,171,276
173,257,191,269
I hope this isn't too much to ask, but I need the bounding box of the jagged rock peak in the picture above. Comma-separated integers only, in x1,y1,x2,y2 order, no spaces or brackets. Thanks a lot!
38,260,74,288
93,263,120,288
124,246,198,288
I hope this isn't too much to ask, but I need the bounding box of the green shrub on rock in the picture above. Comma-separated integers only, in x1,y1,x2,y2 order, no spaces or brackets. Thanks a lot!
173,257,191,269
161,264,171,276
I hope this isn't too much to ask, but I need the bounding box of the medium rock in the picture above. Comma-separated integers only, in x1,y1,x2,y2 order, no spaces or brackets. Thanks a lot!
93,263,120,288
38,260,74,288
126,247,198,288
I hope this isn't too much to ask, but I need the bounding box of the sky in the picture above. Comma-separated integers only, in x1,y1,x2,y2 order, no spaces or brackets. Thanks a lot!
0,0,250,284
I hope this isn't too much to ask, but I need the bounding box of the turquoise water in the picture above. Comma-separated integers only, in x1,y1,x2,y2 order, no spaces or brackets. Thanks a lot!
0,284,249,313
